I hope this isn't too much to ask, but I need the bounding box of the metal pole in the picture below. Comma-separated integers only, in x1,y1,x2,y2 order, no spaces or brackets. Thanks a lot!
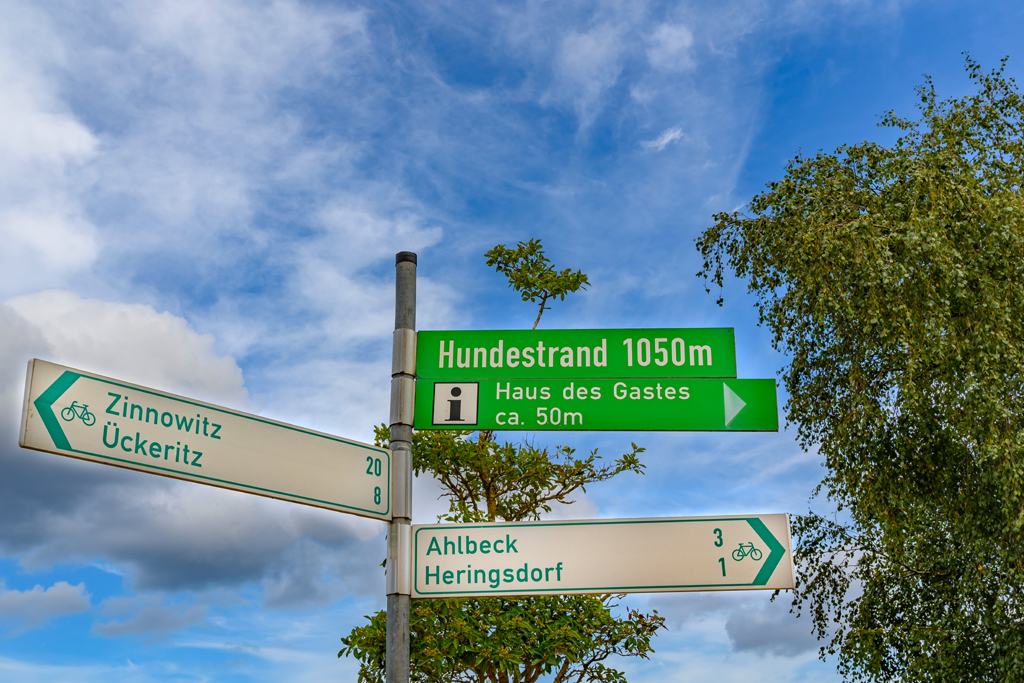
386,251,416,683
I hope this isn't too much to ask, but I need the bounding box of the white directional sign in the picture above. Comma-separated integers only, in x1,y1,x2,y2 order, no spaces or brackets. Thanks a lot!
19,359,391,520
411,514,793,599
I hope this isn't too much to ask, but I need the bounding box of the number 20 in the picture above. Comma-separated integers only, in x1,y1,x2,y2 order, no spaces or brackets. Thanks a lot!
366,456,382,477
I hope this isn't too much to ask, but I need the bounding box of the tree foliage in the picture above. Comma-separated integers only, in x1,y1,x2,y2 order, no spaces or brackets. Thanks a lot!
398,427,646,525
696,57,1024,682
340,244,664,683
486,238,590,329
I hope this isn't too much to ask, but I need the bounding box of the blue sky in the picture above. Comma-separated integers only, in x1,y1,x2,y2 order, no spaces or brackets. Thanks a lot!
1,1,1022,681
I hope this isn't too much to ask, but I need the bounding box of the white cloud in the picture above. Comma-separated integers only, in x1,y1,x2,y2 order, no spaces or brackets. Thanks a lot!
0,4,98,294
555,24,624,129
83,0,369,256
0,293,384,595
5,289,249,408
641,126,685,151
0,580,91,632
647,23,695,71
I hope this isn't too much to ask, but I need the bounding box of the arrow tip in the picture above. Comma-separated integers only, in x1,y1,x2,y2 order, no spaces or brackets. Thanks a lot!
724,384,746,426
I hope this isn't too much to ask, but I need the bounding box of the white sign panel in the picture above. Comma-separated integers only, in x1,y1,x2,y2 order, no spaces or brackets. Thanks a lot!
412,514,793,599
19,359,391,520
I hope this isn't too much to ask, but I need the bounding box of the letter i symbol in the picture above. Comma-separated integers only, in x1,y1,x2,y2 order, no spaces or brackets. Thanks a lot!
448,387,463,421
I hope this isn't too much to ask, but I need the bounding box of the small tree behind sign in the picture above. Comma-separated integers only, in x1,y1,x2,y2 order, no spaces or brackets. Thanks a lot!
340,240,664,683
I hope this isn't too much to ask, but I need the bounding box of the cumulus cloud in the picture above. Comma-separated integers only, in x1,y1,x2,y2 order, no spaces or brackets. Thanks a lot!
0,293,383,596
261,536,386,608
0,4,98,295
725,598,819,656
649,589,756,628
648,590,818,658
5,290,248,408
0,580,91,632
93,595,206,640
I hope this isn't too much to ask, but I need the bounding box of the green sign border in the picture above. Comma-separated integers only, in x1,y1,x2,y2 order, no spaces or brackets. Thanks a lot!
30,369,392,518
412,517,788,597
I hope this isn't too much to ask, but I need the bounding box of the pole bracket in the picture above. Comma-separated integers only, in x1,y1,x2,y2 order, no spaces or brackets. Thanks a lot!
392,328,416,377
386,520,412,595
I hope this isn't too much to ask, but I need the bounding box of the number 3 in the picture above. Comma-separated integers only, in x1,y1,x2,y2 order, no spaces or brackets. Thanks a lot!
713,528,723,547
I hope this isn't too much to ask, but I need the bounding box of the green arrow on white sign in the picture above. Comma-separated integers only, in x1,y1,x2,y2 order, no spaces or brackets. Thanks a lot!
411,514,793,599
19,359,392,520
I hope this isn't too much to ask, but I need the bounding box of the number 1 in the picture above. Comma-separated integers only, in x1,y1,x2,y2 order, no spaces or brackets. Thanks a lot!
718,558,726,576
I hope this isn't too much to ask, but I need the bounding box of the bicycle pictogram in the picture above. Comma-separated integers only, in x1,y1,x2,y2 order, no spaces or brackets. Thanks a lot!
61,401,96,426
732,542,763,562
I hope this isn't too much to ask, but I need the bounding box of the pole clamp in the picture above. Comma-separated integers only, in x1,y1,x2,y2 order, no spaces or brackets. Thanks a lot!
392,329,416,377
386,520,412,595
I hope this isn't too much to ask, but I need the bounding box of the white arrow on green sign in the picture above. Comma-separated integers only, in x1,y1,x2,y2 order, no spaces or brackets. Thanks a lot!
18,359,391,521
411,514,793,599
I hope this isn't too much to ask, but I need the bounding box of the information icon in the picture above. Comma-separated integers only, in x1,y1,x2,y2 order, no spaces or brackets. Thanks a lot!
431,382,479,426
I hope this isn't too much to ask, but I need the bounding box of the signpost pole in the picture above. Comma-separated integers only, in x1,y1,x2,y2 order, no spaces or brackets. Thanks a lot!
386,252,416,683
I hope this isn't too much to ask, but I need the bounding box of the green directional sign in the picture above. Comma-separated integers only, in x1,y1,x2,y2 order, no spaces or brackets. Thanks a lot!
413,377,777,431
411,514,794,599
18,359,392,520
417,328,736,380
